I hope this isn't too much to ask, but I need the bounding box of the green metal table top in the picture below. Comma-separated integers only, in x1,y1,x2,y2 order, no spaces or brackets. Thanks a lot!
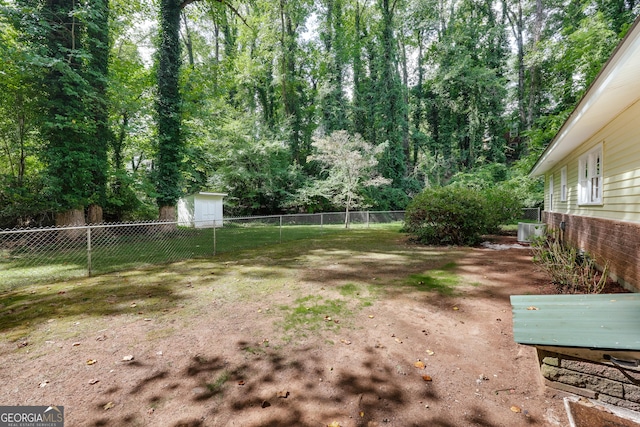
511,293,640,350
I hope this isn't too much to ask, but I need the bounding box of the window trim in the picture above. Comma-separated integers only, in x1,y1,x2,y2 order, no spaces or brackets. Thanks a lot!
560,166,567,202
548,174,554,212
578,143,603,206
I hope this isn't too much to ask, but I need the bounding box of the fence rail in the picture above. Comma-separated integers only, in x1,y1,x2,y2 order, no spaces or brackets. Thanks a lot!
0,211,405,290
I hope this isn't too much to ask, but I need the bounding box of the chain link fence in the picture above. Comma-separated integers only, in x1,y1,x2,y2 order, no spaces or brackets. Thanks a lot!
521,207,541,222
0,211,405,290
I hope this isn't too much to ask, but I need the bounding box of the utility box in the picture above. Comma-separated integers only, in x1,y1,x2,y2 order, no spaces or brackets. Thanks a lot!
177,192,227,228
517,222,546,243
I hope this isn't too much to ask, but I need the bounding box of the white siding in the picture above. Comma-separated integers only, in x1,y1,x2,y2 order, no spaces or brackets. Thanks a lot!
545,98,640,223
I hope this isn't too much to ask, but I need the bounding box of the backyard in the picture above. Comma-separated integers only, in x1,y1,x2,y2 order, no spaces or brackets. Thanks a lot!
0,226,569,426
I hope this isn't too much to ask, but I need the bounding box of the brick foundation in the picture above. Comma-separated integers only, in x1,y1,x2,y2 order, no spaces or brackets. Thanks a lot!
543,212,640,292
539,349,640,411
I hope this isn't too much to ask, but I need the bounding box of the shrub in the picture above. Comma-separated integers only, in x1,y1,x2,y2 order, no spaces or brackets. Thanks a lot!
404,187,488,245
530,230,609,294
403,186,523,246
482,188,523,233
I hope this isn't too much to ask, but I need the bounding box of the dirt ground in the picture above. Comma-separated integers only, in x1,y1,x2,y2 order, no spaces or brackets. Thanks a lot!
0,233,610,426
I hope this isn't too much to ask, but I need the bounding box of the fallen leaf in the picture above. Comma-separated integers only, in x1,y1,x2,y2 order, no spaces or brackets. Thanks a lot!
130,302,137,308
368,315,374,318
89,379,99,385
414,361,426,369
452,306,459,311
17,341,28,348
103,402,115,410
359,411,365,417
277,390,289,398
526,306,538,311
39,380,49,388
72,342,81,347
96,334,107,341
422,375,432,382
86,359,97,365
324,316,332,321
237,380,245,386
261,400,271,408
510,405,522,413
327,422,341,427
122,355,134,362
340,339,352,345
426,350,435,356
394,338,403,344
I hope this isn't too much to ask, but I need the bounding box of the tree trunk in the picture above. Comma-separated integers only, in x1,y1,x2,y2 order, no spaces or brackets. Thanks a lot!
56,208,85,240
159,205,177,231
87,204,103,224
159,205,176,221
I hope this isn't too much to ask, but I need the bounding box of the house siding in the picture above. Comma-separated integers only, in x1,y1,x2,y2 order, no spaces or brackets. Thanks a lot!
540,98,640,289
544,98,640,223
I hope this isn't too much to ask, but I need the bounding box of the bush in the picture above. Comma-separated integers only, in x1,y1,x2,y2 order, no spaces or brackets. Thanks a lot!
404,187,486,245
530,230,609,294
403,186,523,246
482,188,523,233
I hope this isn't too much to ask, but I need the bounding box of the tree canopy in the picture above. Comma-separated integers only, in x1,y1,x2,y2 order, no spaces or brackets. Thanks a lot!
0,0,637,227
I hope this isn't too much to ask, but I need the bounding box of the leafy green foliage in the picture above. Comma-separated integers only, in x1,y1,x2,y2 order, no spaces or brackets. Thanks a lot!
295,131,390,225
155,0,183,210
403,186,522,246
0,0,638,226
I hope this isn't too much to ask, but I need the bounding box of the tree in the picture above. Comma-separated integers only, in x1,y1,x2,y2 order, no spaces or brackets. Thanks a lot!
302,130,389,227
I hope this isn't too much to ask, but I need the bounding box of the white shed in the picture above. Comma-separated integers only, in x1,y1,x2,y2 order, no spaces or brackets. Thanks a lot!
177,192,227,228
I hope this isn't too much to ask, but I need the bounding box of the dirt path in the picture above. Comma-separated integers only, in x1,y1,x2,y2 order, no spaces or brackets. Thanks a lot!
0,233,570,426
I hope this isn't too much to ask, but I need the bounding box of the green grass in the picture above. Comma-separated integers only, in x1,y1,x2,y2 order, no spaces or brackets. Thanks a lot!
0,222,402,291
0,224,464,345
278,295,349,334
406,262,461,296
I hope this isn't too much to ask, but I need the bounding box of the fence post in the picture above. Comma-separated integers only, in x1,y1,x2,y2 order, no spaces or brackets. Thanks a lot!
87,226,92,277
213,220,217,256
366,211,370,228
279,215,283,243
320,213,323,230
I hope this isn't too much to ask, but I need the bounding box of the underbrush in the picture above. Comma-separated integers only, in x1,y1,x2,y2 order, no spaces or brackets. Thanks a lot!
530,231,609,294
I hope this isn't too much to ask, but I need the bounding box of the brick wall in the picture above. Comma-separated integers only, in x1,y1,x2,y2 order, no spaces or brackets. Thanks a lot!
538,349,640,411
543,212,640,292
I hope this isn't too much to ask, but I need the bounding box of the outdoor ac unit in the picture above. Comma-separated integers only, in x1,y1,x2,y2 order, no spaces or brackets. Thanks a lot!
517,222,546,243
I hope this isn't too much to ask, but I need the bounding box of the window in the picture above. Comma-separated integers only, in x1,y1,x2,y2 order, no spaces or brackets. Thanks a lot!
560,166,567,202
548,174,554,212
578,144,603,205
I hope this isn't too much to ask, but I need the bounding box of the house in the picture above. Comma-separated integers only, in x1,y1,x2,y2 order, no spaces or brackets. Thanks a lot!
530,16,640,292
177,192,227,228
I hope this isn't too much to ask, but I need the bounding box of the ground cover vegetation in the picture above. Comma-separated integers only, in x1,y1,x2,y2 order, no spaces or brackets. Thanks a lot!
530,230,610,294
0,0,638,227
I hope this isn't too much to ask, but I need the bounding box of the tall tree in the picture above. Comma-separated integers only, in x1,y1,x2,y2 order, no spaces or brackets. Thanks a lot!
155,0,183,221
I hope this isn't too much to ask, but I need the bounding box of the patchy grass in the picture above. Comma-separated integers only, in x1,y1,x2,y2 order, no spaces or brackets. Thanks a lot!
0,225,463,346
406,262,462,296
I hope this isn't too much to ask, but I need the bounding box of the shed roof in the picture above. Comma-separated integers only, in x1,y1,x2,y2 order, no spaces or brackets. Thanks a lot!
530,16,640,177
192,192,228,197
511,293,640,350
